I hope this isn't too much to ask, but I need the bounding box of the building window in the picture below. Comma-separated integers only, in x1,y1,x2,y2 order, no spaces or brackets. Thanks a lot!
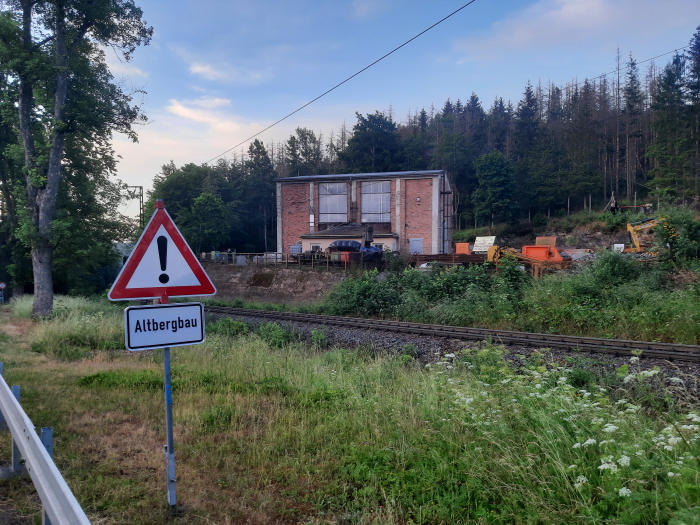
373,243,384,250
310,244,322,252
361,181,390,223
319,182,347,223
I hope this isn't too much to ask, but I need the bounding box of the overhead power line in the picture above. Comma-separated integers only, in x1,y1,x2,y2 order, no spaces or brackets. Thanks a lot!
559,46,688,93
203,0,480,165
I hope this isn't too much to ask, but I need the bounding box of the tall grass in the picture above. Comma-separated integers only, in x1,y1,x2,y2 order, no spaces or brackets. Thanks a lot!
12,295,124,359
2,298,698,523
322,252,700,344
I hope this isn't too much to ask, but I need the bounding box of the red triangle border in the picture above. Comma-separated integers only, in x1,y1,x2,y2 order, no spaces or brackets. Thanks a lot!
108,208,217,301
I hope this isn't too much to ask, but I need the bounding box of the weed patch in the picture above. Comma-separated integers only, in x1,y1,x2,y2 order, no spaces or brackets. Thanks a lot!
256,322,296,348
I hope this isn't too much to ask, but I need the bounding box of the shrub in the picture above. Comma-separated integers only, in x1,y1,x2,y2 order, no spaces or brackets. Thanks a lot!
311,328,329,349
256,322,295,348
208,318,249,337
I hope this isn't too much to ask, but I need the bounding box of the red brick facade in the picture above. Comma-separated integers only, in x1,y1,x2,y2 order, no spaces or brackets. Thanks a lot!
277,171,452,255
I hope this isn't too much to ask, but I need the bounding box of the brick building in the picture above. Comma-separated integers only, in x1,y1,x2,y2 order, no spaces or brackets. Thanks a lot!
276,170,453,255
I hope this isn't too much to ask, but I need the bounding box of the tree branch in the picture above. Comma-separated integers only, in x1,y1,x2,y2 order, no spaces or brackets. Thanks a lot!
69,16,93,49
33,35,55,48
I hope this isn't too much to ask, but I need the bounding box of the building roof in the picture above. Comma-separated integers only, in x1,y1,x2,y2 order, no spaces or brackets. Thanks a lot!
277,170,445,183
300,223,398,239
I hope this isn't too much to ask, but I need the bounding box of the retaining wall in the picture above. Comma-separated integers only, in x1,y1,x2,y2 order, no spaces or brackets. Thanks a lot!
203,263,347,304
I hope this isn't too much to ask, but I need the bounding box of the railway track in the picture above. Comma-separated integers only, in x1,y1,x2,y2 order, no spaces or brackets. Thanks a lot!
204,306,700,363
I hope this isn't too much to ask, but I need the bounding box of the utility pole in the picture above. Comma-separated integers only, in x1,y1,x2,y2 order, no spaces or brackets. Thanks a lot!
126,186,144,228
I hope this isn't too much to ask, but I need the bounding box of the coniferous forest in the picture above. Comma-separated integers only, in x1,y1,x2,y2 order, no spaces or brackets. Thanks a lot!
3,24,700,293
149,26,700,253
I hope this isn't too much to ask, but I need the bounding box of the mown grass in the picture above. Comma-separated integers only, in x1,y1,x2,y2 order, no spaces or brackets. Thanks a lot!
0,300,698,524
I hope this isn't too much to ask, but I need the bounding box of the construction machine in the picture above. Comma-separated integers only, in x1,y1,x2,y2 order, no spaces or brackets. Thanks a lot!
487,242,572,277
625,218,659,253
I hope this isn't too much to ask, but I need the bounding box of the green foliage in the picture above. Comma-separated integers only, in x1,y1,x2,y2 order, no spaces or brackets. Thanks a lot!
256,322,296,348
655,208,700,263
587,250,640,287
199,404,237,433
472,150,516,225
532,212,548,228
324,252,700,344
77,370,163,390
207,318,249,338
311,328,329,349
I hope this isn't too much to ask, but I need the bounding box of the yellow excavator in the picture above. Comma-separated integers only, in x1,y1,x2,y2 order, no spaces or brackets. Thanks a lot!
626,218,659,253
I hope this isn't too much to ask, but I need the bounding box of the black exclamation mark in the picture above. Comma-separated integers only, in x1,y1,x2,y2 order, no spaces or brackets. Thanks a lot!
157,236,169,284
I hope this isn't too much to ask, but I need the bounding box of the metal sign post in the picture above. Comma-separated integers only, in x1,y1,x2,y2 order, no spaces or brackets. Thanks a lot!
163,344,176,510
108,200,216,515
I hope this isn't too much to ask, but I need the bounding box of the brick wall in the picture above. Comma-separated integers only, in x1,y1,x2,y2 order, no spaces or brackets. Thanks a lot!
281,182,310,252
280,176,443,255
403,178,434,254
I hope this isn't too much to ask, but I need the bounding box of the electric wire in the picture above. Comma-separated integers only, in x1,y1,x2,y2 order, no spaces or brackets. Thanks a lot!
557,46,688,94
203,0,480,165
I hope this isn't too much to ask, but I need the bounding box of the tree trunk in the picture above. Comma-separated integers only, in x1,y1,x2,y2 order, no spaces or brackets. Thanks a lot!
18,0,69,317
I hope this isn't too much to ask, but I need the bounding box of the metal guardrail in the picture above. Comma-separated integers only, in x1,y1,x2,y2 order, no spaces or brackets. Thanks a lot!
0,363,91,525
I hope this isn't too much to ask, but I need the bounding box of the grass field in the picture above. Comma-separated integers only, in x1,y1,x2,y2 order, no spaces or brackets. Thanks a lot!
0,297,698,524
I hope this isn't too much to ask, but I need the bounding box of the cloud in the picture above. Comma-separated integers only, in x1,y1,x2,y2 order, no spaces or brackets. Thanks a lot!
189,61,272,84
104,53,149,78
165,99,250,135
454,0,696,62
352,0,391,19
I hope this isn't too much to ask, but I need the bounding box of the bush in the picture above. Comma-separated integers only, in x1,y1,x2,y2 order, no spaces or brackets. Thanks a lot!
208,318,249,337
256,322,295,348
311,328,329,349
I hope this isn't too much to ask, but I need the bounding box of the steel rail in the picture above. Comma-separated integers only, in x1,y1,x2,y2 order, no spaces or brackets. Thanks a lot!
0,370,91,525
204,306,700,362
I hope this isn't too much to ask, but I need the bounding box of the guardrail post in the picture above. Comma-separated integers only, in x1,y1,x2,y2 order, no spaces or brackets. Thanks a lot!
0,363,5,431
41,428,53,459
11,385,24,476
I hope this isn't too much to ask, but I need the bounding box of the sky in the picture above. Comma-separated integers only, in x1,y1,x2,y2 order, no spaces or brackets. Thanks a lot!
110,0,700,215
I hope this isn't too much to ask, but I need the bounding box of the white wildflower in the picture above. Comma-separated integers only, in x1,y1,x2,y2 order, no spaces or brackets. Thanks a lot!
623,374,635,383
598,461,618,473
572,443,582,449
444,353,455,359
602,424,619,433
668,377,683,384
664,445,673,451
668,437,682,446
534,383,542,389
629,356,639,364
618,487,632,497
667,472,679,478
591,417,604,425
574,475,588,489
617,455,631,467
582,438,597,447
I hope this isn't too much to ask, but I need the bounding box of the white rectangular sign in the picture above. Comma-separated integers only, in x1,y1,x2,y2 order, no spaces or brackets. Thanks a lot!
124,302,205,351
472,236,497,254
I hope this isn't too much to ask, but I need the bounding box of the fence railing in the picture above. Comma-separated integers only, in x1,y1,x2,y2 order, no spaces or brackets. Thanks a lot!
0,363,91,525
198,252,383,271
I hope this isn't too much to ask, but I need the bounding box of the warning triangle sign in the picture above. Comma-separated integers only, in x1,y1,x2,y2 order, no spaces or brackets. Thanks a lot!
109,203,217,301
